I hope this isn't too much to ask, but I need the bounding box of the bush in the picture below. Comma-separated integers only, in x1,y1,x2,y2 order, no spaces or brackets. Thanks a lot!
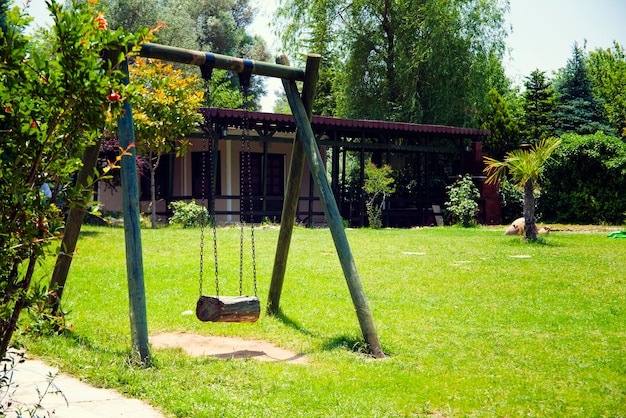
445,175,480,227
168,200,211,228
363,163,395,229
539,132,626,224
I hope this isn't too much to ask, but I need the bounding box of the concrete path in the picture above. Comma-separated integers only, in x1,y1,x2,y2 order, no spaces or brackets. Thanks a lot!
4,352,165,418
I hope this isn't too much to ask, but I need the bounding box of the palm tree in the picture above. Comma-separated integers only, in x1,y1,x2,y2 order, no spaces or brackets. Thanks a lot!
483,137,561,241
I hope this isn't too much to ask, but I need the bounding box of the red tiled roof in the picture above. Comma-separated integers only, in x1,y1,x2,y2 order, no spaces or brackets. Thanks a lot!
202,108,490,137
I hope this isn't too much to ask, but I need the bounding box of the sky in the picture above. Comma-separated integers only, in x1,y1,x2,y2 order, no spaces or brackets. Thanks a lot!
21,0,626,111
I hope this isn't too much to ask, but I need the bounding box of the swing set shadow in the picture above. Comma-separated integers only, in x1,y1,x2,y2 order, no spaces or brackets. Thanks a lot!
116,41,385,361
274,309,379,355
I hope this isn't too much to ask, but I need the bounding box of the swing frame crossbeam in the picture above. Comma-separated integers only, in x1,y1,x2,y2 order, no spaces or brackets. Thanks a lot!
117,42,384,362
140,42,305,82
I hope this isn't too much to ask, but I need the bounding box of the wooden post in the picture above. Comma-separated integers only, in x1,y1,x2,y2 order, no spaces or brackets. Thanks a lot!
267,54,320,315
49,140,101,315
282,79,385,359
117,59,150,365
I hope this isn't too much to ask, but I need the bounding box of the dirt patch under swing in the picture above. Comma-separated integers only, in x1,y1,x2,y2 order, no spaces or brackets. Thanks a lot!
150,332,307,365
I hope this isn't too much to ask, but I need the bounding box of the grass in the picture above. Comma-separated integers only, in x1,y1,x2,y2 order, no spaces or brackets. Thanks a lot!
18,225,626,417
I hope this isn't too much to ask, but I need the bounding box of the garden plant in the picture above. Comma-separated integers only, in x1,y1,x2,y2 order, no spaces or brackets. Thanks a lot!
444,174,480,227
363,162,395,229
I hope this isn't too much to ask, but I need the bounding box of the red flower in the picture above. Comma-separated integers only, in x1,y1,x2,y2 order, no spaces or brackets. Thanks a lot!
30,121,38,129
106,91,121,102
94,13,108,30
4,106,11,113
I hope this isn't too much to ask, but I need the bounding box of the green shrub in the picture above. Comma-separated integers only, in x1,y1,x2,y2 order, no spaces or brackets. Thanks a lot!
539,132,626,224
445,174,480,227
168,200,211,228
363,163,395,229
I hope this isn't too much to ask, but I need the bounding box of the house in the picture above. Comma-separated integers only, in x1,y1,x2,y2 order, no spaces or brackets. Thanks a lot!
99,108,499,227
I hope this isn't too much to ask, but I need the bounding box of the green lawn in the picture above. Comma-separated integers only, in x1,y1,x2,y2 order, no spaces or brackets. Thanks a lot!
21,225,626,417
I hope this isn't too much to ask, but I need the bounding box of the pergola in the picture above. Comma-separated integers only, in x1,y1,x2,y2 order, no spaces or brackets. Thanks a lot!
196,107,491,227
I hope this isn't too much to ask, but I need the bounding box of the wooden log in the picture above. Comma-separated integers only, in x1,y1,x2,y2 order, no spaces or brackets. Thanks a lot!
196,296,261,323
267,54,321,315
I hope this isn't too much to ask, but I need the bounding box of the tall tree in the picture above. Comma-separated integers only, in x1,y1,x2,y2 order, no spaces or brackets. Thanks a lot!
480,88,520,159
484,137,561,242
129,58,204,228
553,43,614,136
521,69,556,143
276,0,510,126
587,42,626,138
101,0,269,109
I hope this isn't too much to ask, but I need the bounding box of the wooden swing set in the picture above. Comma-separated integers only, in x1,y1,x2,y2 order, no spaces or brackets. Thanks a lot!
116,42,385,362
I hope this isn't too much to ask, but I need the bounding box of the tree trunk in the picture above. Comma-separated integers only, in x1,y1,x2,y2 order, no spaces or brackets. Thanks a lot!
0,252,37,358
523,179,537,241
382,0,396,112
49,139,102,315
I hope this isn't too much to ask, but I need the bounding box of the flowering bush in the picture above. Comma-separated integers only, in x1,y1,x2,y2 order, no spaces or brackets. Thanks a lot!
0,0,151,357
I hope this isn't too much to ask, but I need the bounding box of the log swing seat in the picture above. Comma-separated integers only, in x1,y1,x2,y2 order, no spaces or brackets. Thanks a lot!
195,62,260,323
196,295,260,323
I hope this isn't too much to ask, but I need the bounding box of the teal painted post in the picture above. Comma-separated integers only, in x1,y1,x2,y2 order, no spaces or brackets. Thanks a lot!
282,80,385,358
117,59,150,365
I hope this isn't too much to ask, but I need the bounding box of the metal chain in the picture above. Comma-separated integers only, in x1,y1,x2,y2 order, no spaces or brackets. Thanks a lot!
199,115,220,298
239,127,245,297
200,64,219,298
199,126,206,296
210,127,220,298
239,84,257,297
199,120,207,298
245,111,258,297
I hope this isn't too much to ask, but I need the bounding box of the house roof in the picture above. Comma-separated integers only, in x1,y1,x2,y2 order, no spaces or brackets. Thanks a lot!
201,108,490,138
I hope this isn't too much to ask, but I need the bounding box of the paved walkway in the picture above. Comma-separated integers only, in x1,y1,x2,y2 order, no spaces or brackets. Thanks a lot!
4,352,165,418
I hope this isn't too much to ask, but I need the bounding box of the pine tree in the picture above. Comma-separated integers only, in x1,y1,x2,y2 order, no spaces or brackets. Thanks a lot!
521,69,556,144
553,43,614,135
481,89,520,160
